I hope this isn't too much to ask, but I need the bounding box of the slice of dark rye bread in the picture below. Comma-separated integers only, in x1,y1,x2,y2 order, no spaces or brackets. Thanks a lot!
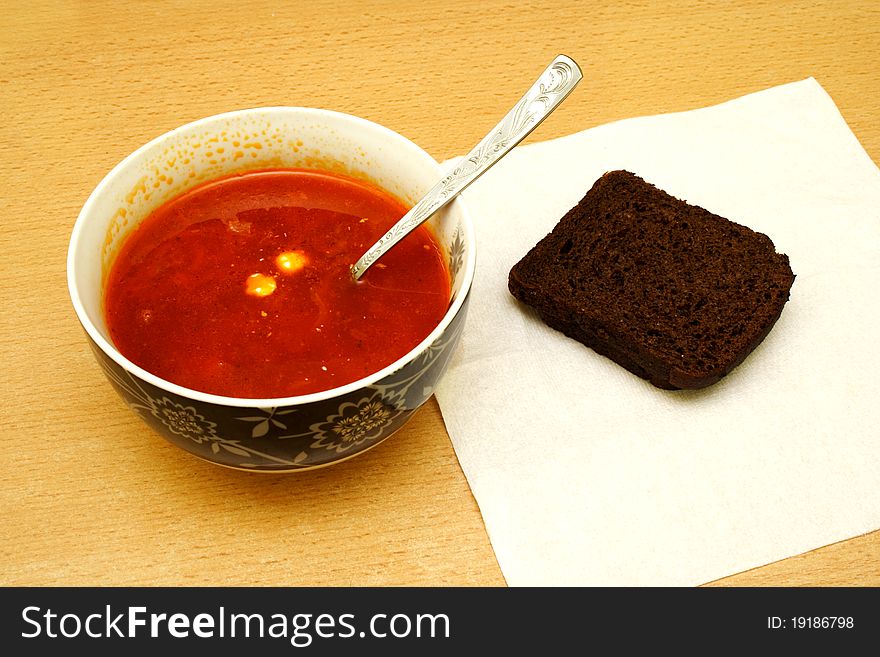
508,170,795,389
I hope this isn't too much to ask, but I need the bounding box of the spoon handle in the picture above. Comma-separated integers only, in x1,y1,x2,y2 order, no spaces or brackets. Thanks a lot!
351,54,582,280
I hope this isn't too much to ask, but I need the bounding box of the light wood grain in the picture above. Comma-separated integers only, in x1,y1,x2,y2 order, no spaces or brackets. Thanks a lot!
1,0,877,586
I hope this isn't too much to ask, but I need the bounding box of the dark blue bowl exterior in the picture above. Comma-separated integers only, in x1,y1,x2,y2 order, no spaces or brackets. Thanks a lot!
87,292,469,471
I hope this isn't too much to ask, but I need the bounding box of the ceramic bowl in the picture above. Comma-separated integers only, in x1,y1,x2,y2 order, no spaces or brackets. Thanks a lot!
67,107,475,471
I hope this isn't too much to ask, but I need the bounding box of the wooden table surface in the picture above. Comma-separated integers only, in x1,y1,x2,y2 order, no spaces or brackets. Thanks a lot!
2,0,877,587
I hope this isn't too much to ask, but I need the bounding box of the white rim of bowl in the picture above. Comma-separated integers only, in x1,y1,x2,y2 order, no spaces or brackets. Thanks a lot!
67,106,477,409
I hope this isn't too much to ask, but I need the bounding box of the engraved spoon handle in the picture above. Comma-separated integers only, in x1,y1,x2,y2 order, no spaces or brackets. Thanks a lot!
351,54,583,280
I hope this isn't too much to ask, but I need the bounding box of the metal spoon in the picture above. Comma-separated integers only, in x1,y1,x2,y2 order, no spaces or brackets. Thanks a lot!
351,54,583,280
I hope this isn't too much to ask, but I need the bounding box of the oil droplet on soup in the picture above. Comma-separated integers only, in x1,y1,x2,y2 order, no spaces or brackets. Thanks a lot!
275,250,308,274
245,272,277,297
104,169,450,398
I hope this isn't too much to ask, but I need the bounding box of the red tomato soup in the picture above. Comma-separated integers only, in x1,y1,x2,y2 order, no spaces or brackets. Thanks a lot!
104,169,451,398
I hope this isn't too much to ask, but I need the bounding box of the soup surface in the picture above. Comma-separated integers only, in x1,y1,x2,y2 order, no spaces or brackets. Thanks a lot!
104,169,450,398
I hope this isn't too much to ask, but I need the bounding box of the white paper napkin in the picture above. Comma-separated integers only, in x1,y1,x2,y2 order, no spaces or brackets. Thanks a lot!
435,78,880,586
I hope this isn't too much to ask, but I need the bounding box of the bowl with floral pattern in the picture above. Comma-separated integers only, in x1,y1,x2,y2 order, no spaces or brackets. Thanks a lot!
67,107,475,471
